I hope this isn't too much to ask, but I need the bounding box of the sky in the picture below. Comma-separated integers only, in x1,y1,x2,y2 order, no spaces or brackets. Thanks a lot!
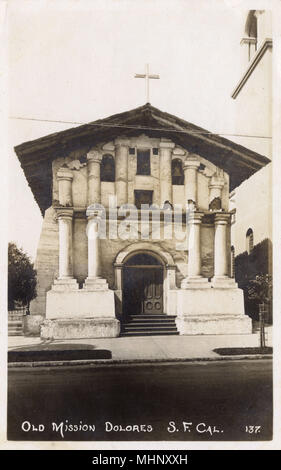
7,0,258,259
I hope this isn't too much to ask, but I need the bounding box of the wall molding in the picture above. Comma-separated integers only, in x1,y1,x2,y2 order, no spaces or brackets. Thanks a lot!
231,38,272,99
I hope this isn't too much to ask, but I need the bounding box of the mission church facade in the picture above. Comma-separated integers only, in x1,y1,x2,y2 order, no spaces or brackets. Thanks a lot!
15,104,269,339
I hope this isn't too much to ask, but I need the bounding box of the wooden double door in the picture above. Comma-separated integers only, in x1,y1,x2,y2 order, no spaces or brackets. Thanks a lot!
123,265,164,315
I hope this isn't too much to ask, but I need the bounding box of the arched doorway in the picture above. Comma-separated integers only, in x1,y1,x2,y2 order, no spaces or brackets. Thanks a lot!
123,253,164,317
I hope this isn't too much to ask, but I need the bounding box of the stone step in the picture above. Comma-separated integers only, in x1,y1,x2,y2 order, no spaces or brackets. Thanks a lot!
121,313,179,337
8,321,23,327
8,330,23,336
120,331,179,337
123,324,178,330
123,328,178,334
128,316,177,322
122,321,176,327
8,315,24,321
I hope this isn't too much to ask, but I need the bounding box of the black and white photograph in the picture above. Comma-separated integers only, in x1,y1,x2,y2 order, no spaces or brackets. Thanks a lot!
1,0,280,452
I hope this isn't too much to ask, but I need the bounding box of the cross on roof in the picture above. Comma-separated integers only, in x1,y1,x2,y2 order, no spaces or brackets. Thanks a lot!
135,64,160,103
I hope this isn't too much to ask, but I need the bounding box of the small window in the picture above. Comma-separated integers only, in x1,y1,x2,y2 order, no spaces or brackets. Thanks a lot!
246,228,254,254
134,190,153,209
153,148,159,155
129,147,135,155
199,163,206,171
137,149,150,175
100,154,115,182
172,159,184,185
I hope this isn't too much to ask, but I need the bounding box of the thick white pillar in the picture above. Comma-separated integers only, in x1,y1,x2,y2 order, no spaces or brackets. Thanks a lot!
87,215,101,279
53,208,78,289
87,150,102,205
181,212,209,288
84,210,108,290
115,143,128,207
213,214,229,277
57,167,73,206
159,141,175,207
211,213,235,287
187,212,202,277
183,156,200,207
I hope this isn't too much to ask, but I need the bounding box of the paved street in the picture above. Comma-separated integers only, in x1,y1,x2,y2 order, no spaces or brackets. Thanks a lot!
8,359,272,441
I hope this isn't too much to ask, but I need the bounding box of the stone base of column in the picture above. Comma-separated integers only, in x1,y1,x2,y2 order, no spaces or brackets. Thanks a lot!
181,276,211,289
41,317,120,340
51,278,79,292
176,286,252,335
211,276,238,288
83,277,109,291
46,287,115,317
176,314,252,335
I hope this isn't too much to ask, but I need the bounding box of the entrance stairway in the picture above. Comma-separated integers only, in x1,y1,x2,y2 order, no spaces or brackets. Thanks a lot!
8,311,24,336
120,314,179,337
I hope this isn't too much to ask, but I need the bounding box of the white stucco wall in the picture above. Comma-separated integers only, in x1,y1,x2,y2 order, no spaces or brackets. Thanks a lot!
230,163,272,256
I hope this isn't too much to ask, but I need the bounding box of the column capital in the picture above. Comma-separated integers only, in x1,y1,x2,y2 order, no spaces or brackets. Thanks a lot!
87,150,102,164
159,140,175,149
114,138,131,147
214,213,231,225
56,208,74,220
209,175,225,190
183,157,200,170
57,166,73,181
86,208,104,220
187,211,204,224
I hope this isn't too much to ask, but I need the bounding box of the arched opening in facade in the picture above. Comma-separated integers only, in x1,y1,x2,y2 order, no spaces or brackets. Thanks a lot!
172,158,184,185
246,228,254,254
123,252,164,317
100,154,115,182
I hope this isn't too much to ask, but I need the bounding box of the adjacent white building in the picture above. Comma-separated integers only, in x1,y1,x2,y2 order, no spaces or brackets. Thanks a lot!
230,10,272,258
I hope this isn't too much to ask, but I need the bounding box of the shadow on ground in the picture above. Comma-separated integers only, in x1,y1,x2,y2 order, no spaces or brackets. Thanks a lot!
8,343,112,362
214,347,272,356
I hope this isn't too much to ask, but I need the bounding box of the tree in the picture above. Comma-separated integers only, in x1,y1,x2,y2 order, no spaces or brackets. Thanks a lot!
246,273,272,323
8,242,37,311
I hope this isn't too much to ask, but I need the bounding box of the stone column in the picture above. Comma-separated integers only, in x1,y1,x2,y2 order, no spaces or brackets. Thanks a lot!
87,150,102,205
53,208,78,289
84,209,108,290
183,156,200,208
87,215,101,279
159,141,175,207
212,213,234,287
181,212,209,288
115,143,128,207
57,167,73,206
209,172,225,208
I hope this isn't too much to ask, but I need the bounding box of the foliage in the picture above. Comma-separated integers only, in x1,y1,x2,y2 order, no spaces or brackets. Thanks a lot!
247,274,272,305
8,243,37,311
235,239,272,322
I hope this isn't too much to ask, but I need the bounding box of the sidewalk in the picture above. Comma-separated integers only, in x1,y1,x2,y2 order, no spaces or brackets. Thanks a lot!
8,328,272,367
